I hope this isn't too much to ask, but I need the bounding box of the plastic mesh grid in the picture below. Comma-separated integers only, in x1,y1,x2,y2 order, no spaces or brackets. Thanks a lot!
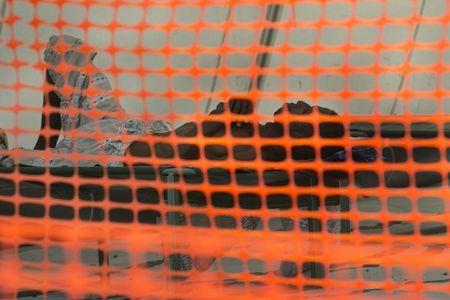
1,0,450,298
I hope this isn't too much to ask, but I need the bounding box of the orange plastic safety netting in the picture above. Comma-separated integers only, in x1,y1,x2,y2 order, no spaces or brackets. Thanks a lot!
1,0,450,298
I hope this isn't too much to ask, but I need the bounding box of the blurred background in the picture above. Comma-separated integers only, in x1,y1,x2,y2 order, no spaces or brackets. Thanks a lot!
0,0,448,149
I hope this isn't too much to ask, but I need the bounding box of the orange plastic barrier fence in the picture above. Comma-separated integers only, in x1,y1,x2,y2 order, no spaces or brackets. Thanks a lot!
1,0,450,299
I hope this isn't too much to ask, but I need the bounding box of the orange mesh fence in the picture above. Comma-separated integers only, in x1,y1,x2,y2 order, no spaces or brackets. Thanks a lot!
0,0,450,298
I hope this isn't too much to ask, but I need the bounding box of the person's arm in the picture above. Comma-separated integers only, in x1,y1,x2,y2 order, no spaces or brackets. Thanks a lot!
35,35,89,150
34,79,63,150
34,71,64,150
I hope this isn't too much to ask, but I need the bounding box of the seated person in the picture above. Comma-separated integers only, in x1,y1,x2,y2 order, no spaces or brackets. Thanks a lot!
0,34,376,167
0,35,171,167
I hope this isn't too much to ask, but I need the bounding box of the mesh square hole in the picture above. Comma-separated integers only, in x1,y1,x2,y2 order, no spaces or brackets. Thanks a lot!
350,122,375,138
236,168,259,186
267,193,292,210
259,122,284,138
300,218,322,232
128,141,151,157
413,147,440,163
298,194,320,211
355,170,379,188
138,210,162,225
325,195,350,212
233,145,256,161
357,196,381,213
321,146,346,162
49,205,74,220
202,121,226,137
167,253,192,272
319,122,344,138
239,193,262,210
387,197,412,214
78,166,103,178
384,171,410,188
19,203,45,218
79,184,105,201
178,144,200,160
166,211,187,226
157,167,180,182
0,178,15,196
187,190,207,207
323,170,349,187
276,261,298,278
107,166,130,179
207,168,231,185
137,187,159,204
420,222,447,236
20,180,46,198
190,213,211,227
133,163,156,181
261,145,286,161
302,262,325,279
215,215,237,229
269,217,294,231
417,197,444,214
79,207,105,222
382,147,407,163
19,244,44,263
19,166,45,176
154,143,174,159
80,249,104,267
388,221,414,235
205,144,228,161
328,263,357,281
247,259,267,276
144,252,164,270
241,216,263,231
0,200,14,216
415,171,442,188
109,208,134,223
264,169,290,186
327,219,353,234
109,185,133,203
212,192,234,208
48,246,66,265
359,220,383,234
221,257,244,274
182,167,203,184
294,169,318,187
289,122,314,138
380,122,405,138
108,250,131,269
362,265,386,282
231,122,254,138
176,123,197,137
352,146,377,163
50,182,75,200
17,290,43,299
163,189,183,206
411,122,438,139
292,145,315,161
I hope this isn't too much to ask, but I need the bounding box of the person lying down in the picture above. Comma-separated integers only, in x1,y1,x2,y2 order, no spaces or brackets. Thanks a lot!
0,35,374,168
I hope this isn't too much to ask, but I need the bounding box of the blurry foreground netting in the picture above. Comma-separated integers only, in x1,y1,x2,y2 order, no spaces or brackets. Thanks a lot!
0,0,450,299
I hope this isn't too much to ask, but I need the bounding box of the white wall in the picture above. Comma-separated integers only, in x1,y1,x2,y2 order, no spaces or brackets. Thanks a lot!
0,0,448,148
